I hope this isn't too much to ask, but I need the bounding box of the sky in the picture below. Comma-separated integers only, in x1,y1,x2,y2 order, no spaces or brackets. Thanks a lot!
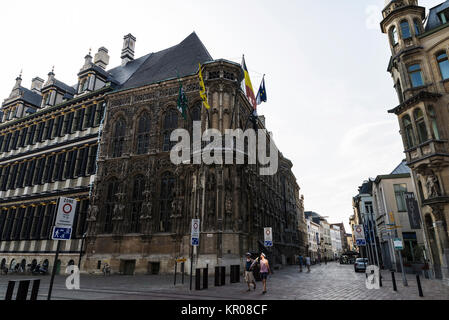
0,0,445,232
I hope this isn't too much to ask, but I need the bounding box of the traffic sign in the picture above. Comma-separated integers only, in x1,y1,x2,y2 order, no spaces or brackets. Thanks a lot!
55,197,77,227
356,239,366,246
264,227,273,247
191,219,200,247
52,227,72,241
354,225,366,245
177,258,187,263
394,238,403,250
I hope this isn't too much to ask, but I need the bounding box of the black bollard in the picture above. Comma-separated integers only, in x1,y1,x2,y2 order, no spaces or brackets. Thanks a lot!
181,262,185,284
203,267,208,289
5,281,15,300
195,268,201,290
230,265,235,283
30,279,40,301
379,273,383,287
416,274,424,297
220,266,226,286
391,271,397,291
215,267,220,286
16,280,30,300
174,262,177,286
235,265,240,283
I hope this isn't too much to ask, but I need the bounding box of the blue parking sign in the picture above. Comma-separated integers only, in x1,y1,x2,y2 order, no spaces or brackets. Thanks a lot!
191,237,199,246
52,227,72,240
356,239,366,246
264,240,273,247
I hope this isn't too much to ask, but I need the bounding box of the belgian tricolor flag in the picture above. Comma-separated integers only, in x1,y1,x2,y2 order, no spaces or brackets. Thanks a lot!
242,56,257,110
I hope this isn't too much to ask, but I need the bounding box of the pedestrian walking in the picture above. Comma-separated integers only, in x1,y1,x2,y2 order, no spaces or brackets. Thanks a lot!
259,253,271,294
244,253,257,292
298,255,304,272
306,256,311,272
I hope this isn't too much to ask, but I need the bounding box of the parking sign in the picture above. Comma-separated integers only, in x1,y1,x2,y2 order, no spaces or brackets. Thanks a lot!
191,219,200,247
55,197,77,227
264,228,273,247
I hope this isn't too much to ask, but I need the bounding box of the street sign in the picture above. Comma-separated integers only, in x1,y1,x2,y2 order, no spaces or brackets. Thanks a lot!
52,227,72,241
191,219,200,247
176,258,187,263
356,239,366,246
55,197,77,227
354,224,366,246
394,238,403,250
264,227,273,247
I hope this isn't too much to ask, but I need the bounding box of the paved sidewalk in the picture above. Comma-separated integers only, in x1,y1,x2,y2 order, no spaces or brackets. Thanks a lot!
0,262,447,300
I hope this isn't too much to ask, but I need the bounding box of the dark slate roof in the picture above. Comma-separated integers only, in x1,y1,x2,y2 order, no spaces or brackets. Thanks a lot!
18,87,42,107
390,160,411,175
358,180,373,195
425,1,449,32
54,79,76,95
117,32,213,90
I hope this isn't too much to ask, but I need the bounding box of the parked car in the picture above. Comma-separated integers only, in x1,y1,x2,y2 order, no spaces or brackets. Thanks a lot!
354,258,368,272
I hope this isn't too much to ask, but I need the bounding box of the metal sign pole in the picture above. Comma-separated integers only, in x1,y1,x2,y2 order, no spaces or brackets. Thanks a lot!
47,240,61,300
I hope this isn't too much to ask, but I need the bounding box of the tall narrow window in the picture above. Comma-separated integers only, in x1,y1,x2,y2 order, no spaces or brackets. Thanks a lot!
159,172,175,232
104,178,119,234
414,108,428,143
394,184,408,212
136,114,150,155
414,19,421,36
437,52,449,80
396,80,404,104
130,175,145,233
402,115,415,149
408,64,424,87
400,20,411,39
427,105,440,140
112,118,126,158
162,111,178,152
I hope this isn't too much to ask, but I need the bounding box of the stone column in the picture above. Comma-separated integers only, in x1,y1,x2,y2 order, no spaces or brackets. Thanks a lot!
432,205,449,283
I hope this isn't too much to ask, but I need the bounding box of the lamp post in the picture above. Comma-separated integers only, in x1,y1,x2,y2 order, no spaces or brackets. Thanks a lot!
78,232,87,269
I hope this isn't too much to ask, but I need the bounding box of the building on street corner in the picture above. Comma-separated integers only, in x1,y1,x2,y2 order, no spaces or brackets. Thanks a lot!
381,0,449,283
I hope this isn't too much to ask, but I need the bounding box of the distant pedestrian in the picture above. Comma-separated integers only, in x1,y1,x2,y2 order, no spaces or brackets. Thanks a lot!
298,255,304,272
306,256,311,272
259,253,271,294
244,253,257,292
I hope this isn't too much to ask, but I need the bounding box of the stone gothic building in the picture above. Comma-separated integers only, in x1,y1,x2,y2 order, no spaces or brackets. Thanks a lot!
381,0,449,283
0,32,307,275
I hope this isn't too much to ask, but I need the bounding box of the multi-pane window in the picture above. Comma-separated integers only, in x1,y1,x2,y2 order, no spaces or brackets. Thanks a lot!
400,20,411,39
408,64,424,87
402,115,415,149
136,114,150,155
112,119,126,158
394,184,408,212
414,108,428,144
162,111,178,152
414,19,421,36
390,26,398,45
427,105,440,140
104,178,119,234
437,52,449,80
87,145,98,175
130,175,145,233
159,172,175,232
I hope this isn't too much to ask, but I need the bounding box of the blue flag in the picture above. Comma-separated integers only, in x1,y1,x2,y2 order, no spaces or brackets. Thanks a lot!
256,76,267,105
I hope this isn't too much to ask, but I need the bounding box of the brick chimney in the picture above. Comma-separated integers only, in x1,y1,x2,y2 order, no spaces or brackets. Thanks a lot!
94,47,110,69
121,33,136,66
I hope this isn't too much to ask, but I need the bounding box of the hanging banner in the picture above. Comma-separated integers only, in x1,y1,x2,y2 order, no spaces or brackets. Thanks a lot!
405,192,422,230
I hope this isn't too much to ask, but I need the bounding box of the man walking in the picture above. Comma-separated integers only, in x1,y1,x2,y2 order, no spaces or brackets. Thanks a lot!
306,256,311,272
244,253,257,292
298,255,304,272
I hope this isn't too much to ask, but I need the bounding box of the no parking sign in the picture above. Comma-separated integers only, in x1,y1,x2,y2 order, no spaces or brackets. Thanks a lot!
264,227,273,247
55,197,77,227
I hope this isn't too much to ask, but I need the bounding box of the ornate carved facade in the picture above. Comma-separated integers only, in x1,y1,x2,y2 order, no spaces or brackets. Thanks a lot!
381,0,449,283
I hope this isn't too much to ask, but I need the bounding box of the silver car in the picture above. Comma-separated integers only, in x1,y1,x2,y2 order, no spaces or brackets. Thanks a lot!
354,258,368,272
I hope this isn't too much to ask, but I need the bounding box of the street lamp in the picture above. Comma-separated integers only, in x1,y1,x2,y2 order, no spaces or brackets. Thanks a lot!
78,232,87,269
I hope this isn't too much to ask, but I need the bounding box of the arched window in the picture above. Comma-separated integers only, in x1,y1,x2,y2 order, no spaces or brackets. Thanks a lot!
408,64,424,87
112,118,126,158
403,115,415,149
414,108,428,144
130,175,145,233
400,20,411,39
396,80,404,103
390,26,398,45
104,178,119,233
136,113,150,155
427,105,440,140
162,110,178,152
414,19,421,36
436,52,449,80
191,104,201,122
159,172,175,232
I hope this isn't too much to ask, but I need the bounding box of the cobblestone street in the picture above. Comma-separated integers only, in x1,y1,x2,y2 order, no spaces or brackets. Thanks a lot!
0,262,448,300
